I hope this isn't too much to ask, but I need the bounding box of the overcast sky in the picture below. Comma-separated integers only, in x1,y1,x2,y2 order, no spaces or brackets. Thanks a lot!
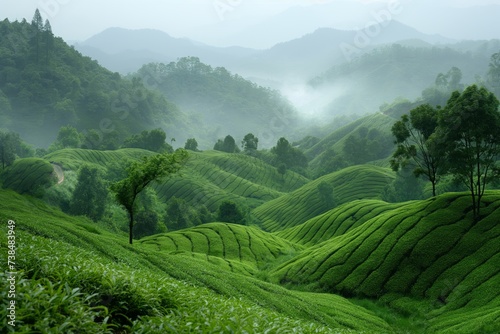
2,0,500,48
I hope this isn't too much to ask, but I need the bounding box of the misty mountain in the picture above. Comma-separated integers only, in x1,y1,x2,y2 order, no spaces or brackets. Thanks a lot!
133,57,300,149
75,27,258,74
306,41,498,119
76,21,453,82
191,1,500,49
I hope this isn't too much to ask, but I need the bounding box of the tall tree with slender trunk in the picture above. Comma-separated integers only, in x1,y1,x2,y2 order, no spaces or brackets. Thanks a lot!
110,149,188,244
390,104,443,196
438,85,500,220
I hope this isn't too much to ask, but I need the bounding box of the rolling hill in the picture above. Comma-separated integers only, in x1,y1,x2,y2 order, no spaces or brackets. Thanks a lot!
43,148,309,212
270,192,500,333
252,164,395,232
0,189,393,333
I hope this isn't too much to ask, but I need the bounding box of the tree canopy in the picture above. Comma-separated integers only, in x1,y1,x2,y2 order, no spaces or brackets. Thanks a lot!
437,85,500,220
110,149,188,244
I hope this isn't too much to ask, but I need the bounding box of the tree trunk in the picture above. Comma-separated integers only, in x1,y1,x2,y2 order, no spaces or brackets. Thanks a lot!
129,210,134,244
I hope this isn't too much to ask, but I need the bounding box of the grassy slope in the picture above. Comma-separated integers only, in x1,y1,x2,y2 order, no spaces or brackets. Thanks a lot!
1,158,56,194
253,165,395,232
44,148,309,210
0,189,391,333
139,222,303,275
271,192,500,333
305,113,395,161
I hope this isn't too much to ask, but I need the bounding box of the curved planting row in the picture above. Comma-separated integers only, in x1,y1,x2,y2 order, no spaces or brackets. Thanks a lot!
140,222,302,274
2,158,56,194
277,199,403,246
44,148,153,170
204,152,309,192
253,165,395,232
271,192,500,314
154,151,310,210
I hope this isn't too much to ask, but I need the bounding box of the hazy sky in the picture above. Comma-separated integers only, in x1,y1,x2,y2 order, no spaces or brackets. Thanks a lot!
2,0,500,47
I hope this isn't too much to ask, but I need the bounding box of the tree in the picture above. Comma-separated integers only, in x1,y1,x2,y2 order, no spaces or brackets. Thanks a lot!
317,181,335,208
184,138,199,151
217,200,245,225
0,131,21,168
277,163,287,180
390,104,443,196
110,149,188,244
487,51,500,97
30,9,43,63
70,165,107,221
271,137,308,170
242,133,258,151
438,85,500,220
54,125,82,149
123,128,172,153
214,135,239,153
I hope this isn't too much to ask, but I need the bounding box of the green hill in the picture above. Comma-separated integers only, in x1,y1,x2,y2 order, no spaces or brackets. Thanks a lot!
1,157,56,195
253,165,395,232
134,57,300,148
0,18,186,147
0,189,392,333
139,222,303,275
43,148,309,212
155,150,309,211
305,113,396,177
271,192,500,333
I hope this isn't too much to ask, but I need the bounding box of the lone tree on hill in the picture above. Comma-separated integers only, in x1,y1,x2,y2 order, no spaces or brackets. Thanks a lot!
242,133,258,151
437,85,500,221
70,165,107,222
390,104,444,196
110,149,188,244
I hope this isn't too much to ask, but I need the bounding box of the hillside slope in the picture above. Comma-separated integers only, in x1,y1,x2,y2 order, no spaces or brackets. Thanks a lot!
253,164,394,232
0,19,186,147
271,192,500,333
0,189,392,333
44,148,310,212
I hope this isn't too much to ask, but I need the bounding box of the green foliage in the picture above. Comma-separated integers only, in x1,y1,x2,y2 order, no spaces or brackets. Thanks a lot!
271,191,500,332
184,137,199,151
0,189,393,333
123,128,173,153
0,18,185,147
0,130,20,168
317,181,335,208
271,137,308,170
382,166,425,203
390,104,443,196
214,135,240,153
242,133,258,151
253,165,394,232
486,51,500,97
1,158,55,197
135,57,298,148
438,85,500,219
70,165,107,221
342,126,393,166
217,200,245,225
110,149,188,243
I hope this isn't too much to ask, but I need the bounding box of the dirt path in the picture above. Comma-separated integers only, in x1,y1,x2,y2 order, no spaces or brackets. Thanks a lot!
51,163,64,185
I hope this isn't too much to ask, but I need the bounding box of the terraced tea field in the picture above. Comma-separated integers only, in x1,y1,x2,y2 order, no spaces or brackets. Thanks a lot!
253,165,395,231
271,192,500,332
2,146,499,333
1,158,56,194
0,189,393,333
140,222,302,275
